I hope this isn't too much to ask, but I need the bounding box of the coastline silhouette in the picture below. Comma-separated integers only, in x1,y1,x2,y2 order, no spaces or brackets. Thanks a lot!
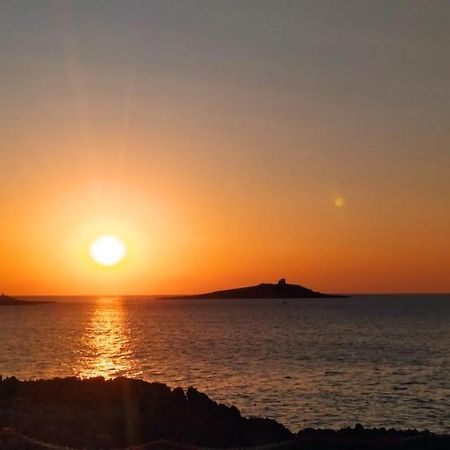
0,293,53,306
0,377,447,450
163,278,348,299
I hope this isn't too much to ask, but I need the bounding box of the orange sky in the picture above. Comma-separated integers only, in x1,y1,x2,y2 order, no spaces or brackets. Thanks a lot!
1,2,449,294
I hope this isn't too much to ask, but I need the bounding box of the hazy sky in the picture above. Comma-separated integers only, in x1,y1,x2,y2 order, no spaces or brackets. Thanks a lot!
1,1,449,294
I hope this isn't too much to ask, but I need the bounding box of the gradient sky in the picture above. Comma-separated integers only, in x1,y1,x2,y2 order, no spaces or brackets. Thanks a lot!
1,1,449,295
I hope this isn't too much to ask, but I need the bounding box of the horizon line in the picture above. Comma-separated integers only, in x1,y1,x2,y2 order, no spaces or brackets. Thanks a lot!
10,291,450,298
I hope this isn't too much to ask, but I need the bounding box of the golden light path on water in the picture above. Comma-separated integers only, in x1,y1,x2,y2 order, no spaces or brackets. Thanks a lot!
77,298,142,379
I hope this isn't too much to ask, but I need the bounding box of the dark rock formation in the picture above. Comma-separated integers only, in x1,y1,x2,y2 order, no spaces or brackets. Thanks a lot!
0,293,53,306
297,425,450,449
164,279,348,299
0,377,448,450
0,376,291,449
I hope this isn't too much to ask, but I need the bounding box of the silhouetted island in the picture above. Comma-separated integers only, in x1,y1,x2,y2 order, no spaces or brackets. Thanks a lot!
0,377,447,450
164,278,348,299
0,293,53,306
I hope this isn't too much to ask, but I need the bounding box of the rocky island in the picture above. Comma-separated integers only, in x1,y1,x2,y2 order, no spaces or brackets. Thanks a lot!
0,293,54,306
164,278,348,299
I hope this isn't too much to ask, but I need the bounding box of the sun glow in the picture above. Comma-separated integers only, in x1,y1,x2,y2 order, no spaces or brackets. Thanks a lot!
89,235,127,266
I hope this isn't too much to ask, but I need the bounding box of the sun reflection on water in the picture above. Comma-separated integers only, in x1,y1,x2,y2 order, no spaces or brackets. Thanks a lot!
78,297,142,379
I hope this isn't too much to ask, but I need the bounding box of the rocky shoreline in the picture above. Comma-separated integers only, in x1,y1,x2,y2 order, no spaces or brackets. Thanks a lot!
0,293,54,306
0,377,448,449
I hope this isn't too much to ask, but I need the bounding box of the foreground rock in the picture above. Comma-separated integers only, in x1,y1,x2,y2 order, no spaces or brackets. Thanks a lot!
0,377,290,448
297,426,450,449
163,278,348,299
0,377,448,449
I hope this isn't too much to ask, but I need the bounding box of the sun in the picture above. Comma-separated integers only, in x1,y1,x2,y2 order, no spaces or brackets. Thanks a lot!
89,235,127,266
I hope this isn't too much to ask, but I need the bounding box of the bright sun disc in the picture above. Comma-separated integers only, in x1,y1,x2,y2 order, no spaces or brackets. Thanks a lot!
90,235,126,266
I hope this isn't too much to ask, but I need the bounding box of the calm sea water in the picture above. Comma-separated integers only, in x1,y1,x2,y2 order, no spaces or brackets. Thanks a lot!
0,295,449,433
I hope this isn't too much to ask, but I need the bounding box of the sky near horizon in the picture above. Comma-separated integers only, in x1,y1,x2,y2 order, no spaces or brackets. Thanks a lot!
0,1,449,295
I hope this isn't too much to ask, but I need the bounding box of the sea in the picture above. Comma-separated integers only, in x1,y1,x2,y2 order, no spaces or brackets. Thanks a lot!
0,294,449,433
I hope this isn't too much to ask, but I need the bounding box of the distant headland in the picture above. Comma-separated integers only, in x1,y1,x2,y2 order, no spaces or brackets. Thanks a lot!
163,278,348,299
0,293,54,306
